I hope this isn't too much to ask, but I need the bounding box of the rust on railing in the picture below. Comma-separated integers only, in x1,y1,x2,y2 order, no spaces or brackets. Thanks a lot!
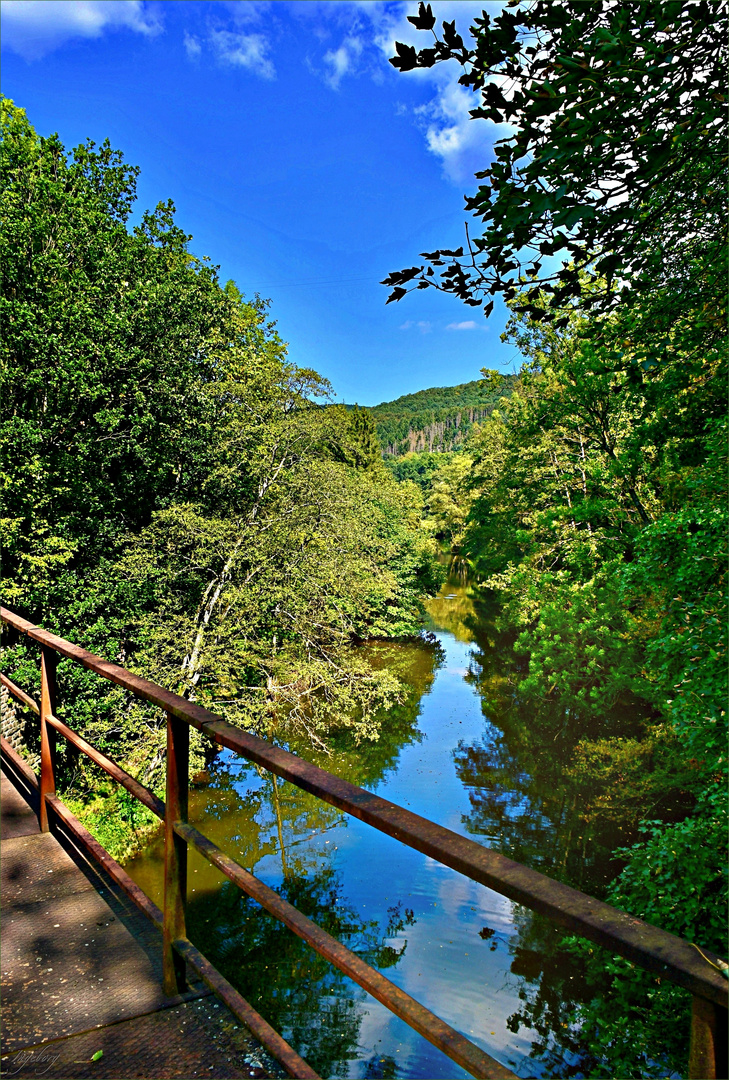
171,936,321,1080
163,711,189,998
38,645,57,832
1,605,727,1080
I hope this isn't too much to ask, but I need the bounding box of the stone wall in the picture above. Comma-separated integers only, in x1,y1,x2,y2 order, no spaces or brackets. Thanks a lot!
1,681,40,769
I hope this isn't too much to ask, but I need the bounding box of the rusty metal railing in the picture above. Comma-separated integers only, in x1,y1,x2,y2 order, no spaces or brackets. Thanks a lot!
1,606,726,1080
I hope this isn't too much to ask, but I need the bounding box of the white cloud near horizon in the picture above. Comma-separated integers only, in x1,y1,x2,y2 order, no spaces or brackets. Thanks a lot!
399,320,432,333
446,320,479,330
0,0,161,60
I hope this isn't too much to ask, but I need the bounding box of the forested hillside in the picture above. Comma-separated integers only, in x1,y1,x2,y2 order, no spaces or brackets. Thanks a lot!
0,98,442,855
366,377,513,455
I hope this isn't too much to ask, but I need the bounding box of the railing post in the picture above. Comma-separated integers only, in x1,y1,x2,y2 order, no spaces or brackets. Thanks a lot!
162,710,188,996
39,646,57,832
688,995,728,1080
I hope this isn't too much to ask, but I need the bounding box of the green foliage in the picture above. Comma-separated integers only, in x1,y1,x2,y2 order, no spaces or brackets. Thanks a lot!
1,98,229,613
385,4,725,1071
458,297,726,1075
384,450,451,490
1,101,442,845
385,447,479,548
113,457,439,748
370,378,497,414
513,573,647,733
560,421,729,1075
65,787,158,863
561,813,727,1079
423,452,474,544
338,405,382,470
385,2,726,336
610,814,727,951
565,729,693,830
621,432,728,795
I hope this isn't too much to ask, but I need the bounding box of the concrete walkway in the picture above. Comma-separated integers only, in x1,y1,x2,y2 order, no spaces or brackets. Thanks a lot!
1,766,276,1079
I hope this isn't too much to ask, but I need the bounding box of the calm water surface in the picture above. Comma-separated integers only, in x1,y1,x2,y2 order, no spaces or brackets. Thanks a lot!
126,571,639,1079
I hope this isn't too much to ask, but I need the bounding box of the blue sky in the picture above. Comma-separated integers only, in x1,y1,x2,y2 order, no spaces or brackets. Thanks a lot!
1,0,520,405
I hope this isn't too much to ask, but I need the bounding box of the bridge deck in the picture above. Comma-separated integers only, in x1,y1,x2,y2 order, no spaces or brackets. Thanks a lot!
1,766,277,1079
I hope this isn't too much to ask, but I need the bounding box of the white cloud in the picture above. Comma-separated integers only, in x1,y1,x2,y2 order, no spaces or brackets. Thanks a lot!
302,2,511,184
183,31,201,59
0,0,161,60
367,1,511,184
209,28,275,79
446,320,479,330
294,4,369,90
227,1,271,25
398,319,432,333
416,74,509,184
366,0,489,69
322,34,363,89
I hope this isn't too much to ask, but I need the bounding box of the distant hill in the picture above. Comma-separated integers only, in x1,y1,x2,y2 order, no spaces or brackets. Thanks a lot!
364,377,514,456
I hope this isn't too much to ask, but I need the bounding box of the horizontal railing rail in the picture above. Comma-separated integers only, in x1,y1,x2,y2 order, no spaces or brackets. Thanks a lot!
1,605,726,1080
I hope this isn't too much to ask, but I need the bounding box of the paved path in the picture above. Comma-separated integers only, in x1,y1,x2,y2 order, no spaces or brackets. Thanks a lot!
1,765,277,1079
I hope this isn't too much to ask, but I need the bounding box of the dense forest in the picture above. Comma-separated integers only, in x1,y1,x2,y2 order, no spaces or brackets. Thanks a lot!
0,96,442,849
364,377,514,455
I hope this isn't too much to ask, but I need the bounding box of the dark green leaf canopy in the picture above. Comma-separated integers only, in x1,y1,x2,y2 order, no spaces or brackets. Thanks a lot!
384,1,727,334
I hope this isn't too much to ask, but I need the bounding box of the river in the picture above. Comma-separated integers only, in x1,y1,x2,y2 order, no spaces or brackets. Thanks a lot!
125,567,646,1079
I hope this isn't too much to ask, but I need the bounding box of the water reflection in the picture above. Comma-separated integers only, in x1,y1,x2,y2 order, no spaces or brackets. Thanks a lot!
125,565,655,1078
453,728,626,895
126,639,446,1078
186,869,415,1080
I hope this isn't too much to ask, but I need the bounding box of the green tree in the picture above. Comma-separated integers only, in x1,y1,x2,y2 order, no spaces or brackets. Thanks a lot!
382,4,726,1072
370,377,512,457
115,450,438,754
384,1,726,337
425,452,474,545
459,301,726,1076
329,405,382,470
464,286,725,727
1,97,230,614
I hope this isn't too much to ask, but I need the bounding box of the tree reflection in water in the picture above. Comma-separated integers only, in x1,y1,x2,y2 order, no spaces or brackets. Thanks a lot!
447,587,662,1076
187,871,415,1080
126,637,441,1078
